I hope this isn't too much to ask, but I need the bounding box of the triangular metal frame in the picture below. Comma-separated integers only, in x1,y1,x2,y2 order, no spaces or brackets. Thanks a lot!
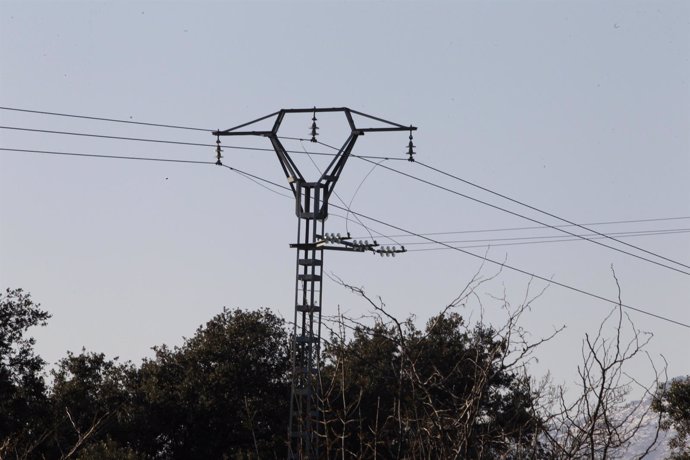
214,108,416,214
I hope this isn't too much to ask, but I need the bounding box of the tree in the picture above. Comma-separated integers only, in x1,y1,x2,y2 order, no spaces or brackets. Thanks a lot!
131,307,291,459
321,313,547,459
75,437,146,460
653,376,690,460
320,268,666,460
45,350,136,459
0,288,51,458
539,270,665,460
319,274,555,459
1,279,667,459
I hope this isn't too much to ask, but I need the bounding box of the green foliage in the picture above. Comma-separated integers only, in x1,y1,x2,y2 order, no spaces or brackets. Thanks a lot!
0,288,50,457
46,350,136,458
0,294,291,459
131,307,290,459
0,289,554,459
654,376,690,459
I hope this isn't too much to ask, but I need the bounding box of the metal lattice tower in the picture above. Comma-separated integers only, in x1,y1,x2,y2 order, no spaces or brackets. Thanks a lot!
214,108,415,459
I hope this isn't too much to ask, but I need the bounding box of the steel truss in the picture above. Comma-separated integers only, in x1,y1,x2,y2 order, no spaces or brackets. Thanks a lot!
214,108,414,459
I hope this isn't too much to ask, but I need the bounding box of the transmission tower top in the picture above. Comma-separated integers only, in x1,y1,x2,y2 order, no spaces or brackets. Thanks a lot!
213,107,416,219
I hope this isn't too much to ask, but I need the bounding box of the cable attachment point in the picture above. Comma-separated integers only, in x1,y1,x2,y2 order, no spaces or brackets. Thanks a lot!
406,125,416,162
376,245,407,257
215,134,223,166
310,107,319,143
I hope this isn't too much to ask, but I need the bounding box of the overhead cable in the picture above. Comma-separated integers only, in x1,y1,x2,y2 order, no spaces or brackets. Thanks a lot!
354,157,690,276
0,147,213,165
312,138,690,274
2,145,688,329
351,216,690,239
415,159,690,271
218,164,690,329
0,105,211,132
403,228,690,246
0,125,397,160
407,229,690,252
4,123,688,274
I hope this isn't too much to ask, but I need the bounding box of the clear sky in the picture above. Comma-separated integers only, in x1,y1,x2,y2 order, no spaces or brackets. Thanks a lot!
1,0,688,392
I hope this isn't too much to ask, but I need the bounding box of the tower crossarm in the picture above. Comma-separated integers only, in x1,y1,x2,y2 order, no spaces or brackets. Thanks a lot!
213,107,416,145
213,107,415,215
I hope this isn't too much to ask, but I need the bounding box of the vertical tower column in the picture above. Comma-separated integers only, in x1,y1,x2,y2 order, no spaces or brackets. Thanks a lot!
288,182,325,460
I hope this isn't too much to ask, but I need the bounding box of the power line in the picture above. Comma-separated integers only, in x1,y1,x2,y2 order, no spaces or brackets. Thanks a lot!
403,228,690,246
0,106,211,132
0,125,399,161
353,156,690,277
297,140,394,244
223,165,293,199
9,145,685,250
311,139,690,275
4,124,689,275
0,146,386,237
165,155,690,328
0,147,214,165
283,137,406,161
350,216,690,239
2,106,684,264
0,125,255,149
415,160,690,271
0,106,403,162
345,158,390,237
339,206,690,328
0,138,685,256
3,145,688,329
0,125,219,147
216,164,690,329
407,229,690,252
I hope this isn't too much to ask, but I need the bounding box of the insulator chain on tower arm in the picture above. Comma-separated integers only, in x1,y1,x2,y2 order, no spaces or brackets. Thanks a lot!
317,232,406,256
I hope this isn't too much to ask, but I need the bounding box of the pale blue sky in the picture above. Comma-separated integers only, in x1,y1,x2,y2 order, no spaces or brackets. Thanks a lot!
1,1,688,390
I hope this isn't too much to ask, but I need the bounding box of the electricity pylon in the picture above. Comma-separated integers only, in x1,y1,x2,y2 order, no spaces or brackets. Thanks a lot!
213,108,415,459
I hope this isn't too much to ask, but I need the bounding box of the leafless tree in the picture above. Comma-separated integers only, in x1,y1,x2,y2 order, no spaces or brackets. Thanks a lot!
538,267,666,460
317,265,665,459
318,264,560,459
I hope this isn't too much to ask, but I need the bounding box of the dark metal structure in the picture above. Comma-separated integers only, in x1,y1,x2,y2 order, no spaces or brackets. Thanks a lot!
214,108,414,459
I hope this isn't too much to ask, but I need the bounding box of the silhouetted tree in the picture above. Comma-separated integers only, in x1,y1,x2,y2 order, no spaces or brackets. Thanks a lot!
654,376,690,460
540,270,665,460
130,307,291,459
319,274,555,459
1,283,666,460
45,350,135,459
75,437,145,460
0,288,51,458
321,313,547,459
